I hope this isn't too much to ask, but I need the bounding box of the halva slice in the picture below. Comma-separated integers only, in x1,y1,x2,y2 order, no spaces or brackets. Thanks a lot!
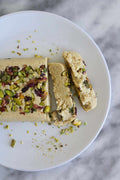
49,63,77,126
0,57,50,122
63,51,97,111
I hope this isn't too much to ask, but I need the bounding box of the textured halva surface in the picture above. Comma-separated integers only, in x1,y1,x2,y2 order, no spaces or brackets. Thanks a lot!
49,63,76,125
0,57,50,122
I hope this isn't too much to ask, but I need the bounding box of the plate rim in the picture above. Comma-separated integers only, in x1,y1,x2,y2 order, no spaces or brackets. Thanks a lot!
0,10,111,172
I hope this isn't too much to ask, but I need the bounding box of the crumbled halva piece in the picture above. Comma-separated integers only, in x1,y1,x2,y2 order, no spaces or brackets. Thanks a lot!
63,51,97,111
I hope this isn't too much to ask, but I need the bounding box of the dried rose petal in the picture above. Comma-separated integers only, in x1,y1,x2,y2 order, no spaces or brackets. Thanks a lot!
34,89,43,97
24,96,32,101
21,86,29,93
40,65,45,69
0,106,7,112
13,94,18,98
75,107,77,115
20,112,25,115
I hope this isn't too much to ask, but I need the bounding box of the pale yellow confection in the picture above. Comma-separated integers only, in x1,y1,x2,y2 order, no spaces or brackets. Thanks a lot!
0,57,50,122
49,63,76,126
63,51,97,111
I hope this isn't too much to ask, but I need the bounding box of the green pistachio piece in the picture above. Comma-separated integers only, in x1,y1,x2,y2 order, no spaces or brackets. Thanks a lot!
0,99,2,105
64,81,70,87
0,89,4,98
18,71,26,77
36,68,40,74
61,70,68,77
0,82,2,87
39,102,45,106
37,83,41,89
24,106,30,113
19,78,24,83
11,104,18,112
25,66,33,73
43,106,50,113
31,93,35,100
42,83,46,90
14,86,20,92
43,68,47,73
28,74,34,79
10,139,16,148
5,89,14,96
69,107,75,115
13,98,22,105
30,87,34,91
18,71,23,77
82,68,86,72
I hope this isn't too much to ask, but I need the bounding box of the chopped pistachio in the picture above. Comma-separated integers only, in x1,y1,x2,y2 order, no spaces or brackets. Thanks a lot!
32,41,35,43
72,119,82,126
60,129,65,135
17,40,20,43
34,132,37,135
23,48,27,51
4,125,9,129
0,89,4,98
34,122,38,127
51,53,54,56
0,123,3,125
37,83,41,89
84,122,87,125
11,104,18,112
11,139,16,148
17,52,21,56
36,145,39,148
61,70,68,77
29,35,32,38
55,138,59,143
9,134,13,137
49,49,52,52
31,93,35,100
24,106,30,113
20,141,23,144
14,86,20,92
30,87,34,91
39,101,45,106
35,48,37,50
26,38,29,40
11,51,15,53
34,30,37,32
13,98,22,105
65,81,70,87
82,68,86,72
43,106,50,113
41,121,45,124
5,89,14,96
26,130,29,134
34,54,41,58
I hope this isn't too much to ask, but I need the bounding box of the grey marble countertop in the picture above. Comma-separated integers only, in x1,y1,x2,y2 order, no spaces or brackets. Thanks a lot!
0,0,119,180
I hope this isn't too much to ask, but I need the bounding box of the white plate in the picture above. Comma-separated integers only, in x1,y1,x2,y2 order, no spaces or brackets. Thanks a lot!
0,11,111,171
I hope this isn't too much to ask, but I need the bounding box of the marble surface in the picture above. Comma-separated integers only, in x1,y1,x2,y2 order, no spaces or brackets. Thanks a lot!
0,0,119,179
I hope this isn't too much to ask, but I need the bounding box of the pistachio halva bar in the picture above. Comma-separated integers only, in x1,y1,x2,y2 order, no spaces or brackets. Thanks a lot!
49,63,77,126
0,57,50,122
63,51,97,111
